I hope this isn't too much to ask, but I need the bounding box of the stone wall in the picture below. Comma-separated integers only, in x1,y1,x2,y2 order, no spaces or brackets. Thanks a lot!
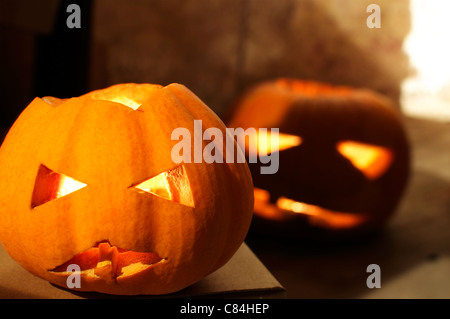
91,0,411,116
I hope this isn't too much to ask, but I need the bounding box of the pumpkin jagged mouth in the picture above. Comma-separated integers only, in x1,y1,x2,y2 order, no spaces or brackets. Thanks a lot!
254,188,369,229
49,240,165,281
275,196,369,229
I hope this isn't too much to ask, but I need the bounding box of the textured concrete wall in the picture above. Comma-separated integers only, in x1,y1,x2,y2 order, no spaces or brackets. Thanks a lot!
91,0,411,116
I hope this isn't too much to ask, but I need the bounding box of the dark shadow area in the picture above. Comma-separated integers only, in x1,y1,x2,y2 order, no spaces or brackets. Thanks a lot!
0,0,92,129
33,0,92,98
245,168,450,298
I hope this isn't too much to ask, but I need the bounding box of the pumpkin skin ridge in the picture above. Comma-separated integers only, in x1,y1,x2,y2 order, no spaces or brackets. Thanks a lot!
164,84,254,271
160,85,238,272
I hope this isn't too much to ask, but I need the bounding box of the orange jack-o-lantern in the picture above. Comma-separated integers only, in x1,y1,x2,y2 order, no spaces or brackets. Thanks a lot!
228,78,410,239
0,83,253,295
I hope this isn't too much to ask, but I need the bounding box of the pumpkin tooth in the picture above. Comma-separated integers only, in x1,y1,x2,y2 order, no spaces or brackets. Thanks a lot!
97,242,112,258
97,242,120,278
94,260,115,283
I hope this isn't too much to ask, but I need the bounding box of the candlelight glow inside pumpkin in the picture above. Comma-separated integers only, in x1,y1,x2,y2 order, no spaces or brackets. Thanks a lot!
108,96,141,110
32,164,88,208
132,165,194,208
253,188,369,229
0,83,254,295
246,131,302,155
229,78,410,239
336,140,393,180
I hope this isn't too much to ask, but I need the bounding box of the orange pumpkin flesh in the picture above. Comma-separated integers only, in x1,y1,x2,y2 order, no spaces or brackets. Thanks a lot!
229,78,410,239
0,83,254,295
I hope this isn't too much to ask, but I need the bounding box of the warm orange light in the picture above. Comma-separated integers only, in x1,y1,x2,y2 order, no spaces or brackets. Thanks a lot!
254,188,367,229
108,96,141,110
253,188,286,221
247,131,302,156
43,95,142,110
276,197,319,216
133,165,194,207
336,140,393,180
254,187,270,202
57,175,87,198
31,165,87,208
276,196,367,229
135,170,171,199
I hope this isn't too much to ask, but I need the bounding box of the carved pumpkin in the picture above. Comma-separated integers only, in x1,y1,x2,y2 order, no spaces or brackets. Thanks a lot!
228,78,410,239
0,83,253,295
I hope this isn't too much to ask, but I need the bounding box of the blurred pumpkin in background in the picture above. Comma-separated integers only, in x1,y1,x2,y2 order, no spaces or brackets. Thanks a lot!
0,83,254,295
228,78,410,240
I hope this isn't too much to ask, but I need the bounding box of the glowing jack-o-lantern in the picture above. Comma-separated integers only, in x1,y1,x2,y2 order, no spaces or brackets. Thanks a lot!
0,83,253,295
229,78,410,239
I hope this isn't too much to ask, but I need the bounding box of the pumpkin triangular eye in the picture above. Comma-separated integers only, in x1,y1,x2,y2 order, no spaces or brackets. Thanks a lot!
336,140,393,180
131,165,194,208
247,131,302,156
31,164,87,208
